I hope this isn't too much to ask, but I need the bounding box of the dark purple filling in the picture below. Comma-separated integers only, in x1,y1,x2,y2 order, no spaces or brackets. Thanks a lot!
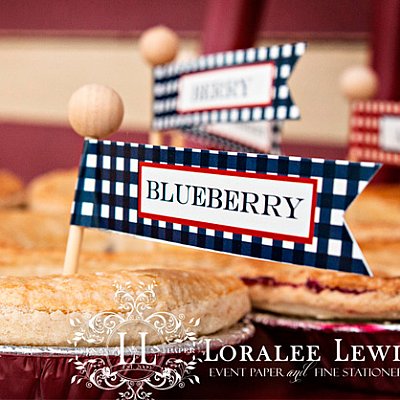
241,276,373,295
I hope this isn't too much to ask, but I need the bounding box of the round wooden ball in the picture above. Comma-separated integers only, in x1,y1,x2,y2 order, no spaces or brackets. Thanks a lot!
339,65,378,100
68,84,124,139
139,25,179,66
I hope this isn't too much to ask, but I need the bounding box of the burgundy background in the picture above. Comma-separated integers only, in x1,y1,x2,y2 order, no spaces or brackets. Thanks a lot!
372,0,400,100
0,0,372,39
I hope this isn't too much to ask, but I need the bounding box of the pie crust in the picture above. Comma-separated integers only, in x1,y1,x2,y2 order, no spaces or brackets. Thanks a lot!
0,170,24,208
0,268,250,346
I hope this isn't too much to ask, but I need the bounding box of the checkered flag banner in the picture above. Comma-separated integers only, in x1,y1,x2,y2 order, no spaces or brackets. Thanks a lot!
349,100,400,166
152,42,306,131
71,139,380,276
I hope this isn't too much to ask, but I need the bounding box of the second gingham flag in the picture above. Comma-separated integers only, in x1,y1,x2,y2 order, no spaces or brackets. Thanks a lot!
71,139,380,276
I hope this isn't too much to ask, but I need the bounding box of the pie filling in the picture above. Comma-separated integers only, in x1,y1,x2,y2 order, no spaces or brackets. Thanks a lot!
241,276,374,295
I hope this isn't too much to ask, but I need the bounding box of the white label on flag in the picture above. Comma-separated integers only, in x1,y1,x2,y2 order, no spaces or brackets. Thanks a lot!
176,63,275,113
206,122,272,152
379,116,400,153
138,163,317,244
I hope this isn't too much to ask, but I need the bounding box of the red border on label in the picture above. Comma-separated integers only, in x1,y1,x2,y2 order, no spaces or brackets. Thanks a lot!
176,62,276,114
138,162,318,245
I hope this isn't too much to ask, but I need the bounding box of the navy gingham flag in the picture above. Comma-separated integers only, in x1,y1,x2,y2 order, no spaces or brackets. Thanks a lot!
71,139,380,276
152,42,306,131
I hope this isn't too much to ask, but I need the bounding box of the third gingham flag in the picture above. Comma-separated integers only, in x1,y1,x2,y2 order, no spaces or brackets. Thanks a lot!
349,100,400,166
71,140,380,276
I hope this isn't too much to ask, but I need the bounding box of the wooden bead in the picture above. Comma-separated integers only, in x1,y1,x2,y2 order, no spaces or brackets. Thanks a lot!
339,65,378,100
68,84,124,139
139,25,179,66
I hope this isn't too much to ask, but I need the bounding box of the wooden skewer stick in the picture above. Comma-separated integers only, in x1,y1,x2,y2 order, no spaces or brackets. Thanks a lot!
169,129,185,147
63,225,84,275
339,65,378,161
63,83,124,275
138,25,181,146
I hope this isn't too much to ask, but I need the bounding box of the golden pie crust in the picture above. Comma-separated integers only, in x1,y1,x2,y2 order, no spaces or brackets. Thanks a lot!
27,168,77,214
221,259,400,320
346,183,400,244
0,170,25,208
0,209,111,252
0,268,250,346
